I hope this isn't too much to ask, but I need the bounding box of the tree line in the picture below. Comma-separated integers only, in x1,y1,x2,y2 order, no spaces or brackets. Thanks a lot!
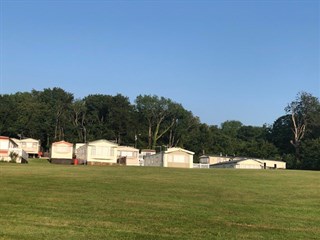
0,88,319,170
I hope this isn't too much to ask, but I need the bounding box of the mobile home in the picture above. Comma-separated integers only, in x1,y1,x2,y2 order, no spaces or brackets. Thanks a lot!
144,147,194,168
210,158,286,169
139,149,156,166
0,136,28,163
50,141,74,164
11,138,41,158
117,146,139,166
77,139,118,165
199,155,231,165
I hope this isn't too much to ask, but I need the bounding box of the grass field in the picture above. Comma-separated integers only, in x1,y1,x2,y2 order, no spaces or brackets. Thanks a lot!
0,159,319,240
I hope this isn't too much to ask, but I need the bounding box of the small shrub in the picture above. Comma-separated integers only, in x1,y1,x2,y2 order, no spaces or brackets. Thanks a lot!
9,151,19,163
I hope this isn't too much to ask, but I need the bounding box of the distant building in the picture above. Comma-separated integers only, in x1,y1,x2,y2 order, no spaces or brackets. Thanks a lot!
77,139,118,165
199,155,230,165
11,138,41,158
117,146,139,166
144,147,194,168
210,158,286,169
74,143,85,157
0,136,28,163
139,149,156,166
50,140,74,164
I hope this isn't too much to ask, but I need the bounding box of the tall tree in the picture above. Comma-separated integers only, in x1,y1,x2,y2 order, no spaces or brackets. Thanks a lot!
71,99,87,143
268,115,294,155
83,94,135,144
84,94,114,140
285,92,320,168
0,94,19,136
221,120,243,138
33,88,74,145
183,123,211,157
157,103,200,148
135,95,177,149
108,94,136,145
13,92,46,139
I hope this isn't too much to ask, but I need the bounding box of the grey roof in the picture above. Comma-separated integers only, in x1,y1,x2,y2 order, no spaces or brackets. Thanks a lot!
210,158,262,166
210,158,285,166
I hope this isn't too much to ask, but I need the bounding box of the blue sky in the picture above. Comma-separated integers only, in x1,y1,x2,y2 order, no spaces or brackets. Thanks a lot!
1,0,319,127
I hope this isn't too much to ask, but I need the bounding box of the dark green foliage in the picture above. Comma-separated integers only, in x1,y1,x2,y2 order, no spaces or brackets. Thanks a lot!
0,94,20,136
83,94,135,144
9,151,18,163
301,138,320,170
281,154,296,169
237,125,266,142
32,88,74,149
221,120,243,138
283,92,320,169
0,89,319,169
268,115,294,154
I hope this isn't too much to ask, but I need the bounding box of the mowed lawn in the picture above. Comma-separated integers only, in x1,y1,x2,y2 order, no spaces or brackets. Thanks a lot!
0,160,319,240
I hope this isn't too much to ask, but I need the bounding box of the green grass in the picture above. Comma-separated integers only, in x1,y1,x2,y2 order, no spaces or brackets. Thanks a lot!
0,159,319,240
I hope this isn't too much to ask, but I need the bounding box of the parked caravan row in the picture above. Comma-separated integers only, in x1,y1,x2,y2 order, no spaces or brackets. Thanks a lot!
49,140,196,168
50,139,141,166
1,135,286,169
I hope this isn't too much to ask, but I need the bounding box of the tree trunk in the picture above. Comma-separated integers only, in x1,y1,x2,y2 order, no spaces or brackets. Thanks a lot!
152,122,161,149
168,129,173,147
290,112,305,169
152,118,176,149
148,123,152,149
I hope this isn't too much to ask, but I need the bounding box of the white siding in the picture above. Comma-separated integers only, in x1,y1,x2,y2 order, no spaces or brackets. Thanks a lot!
51,141,73,159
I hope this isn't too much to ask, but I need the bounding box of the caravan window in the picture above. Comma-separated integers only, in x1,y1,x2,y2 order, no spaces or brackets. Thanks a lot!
55,146,71,153
91,146,114,156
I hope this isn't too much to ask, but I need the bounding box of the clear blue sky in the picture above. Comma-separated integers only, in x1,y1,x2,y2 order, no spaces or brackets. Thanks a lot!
1,0,319,127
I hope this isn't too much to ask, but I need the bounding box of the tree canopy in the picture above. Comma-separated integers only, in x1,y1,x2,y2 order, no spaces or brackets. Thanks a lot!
0,88,319,169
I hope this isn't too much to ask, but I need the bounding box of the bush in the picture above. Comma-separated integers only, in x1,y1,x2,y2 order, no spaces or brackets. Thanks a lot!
282,154,295,169
9,152,19,163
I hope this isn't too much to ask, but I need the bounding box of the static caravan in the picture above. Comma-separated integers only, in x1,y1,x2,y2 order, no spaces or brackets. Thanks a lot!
77,139,118,165
0,136,28,163
199,155,230,164
117,146,139,166
11,138,41,158
139,149,156,166
210,159,263,169
144,147,194,168
210,158,286,169
261,159,286,169
50,141,74,164
74,143,85,157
